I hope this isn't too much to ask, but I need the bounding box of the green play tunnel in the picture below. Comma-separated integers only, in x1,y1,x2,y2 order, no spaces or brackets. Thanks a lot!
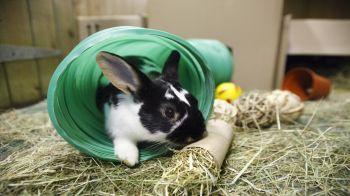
47,27,233,161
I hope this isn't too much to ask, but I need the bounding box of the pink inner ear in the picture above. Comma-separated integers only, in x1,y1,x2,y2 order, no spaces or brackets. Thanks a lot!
96,52,140,94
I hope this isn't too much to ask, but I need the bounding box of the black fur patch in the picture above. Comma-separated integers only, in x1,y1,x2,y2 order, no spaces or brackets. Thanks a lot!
96,83,121,111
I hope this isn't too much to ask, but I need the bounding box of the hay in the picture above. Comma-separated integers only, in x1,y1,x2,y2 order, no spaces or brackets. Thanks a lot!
154,147,219,195
1,89,350,195
0,109,167,195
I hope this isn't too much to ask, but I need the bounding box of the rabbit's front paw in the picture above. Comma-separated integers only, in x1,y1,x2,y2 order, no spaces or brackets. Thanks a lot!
114,138,139,167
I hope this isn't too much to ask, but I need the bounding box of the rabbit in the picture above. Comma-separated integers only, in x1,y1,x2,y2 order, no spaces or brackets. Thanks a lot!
96,50,206,166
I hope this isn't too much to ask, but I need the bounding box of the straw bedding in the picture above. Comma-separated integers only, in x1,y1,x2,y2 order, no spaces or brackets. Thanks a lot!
1,88,349,195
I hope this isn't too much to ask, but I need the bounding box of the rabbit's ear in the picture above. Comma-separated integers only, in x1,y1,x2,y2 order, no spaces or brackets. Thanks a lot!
96,51,150,94
161,50,180,82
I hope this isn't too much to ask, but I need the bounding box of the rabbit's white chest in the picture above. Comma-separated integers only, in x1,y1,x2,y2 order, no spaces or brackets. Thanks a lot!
105,94,166,142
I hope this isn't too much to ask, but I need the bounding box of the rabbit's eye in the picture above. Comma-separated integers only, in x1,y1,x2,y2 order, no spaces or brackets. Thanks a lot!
160,103,179,121
165,107,175,119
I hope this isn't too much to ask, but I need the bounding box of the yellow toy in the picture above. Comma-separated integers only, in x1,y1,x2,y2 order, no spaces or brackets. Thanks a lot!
215,82,242,103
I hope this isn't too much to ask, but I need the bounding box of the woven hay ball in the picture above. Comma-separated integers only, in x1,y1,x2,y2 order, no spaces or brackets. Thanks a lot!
266,90,304,122
209,99,238,125
232,91,275,128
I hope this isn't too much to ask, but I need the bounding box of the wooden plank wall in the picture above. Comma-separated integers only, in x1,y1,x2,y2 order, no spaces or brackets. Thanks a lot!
0,0,42,108
0,0,147,110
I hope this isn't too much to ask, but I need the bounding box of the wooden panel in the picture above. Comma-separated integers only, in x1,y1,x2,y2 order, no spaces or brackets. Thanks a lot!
74,0,113,15
0,63,11,109
289,19,350,56
0,0,41,106
87,0,108,15
28,0,60,96
53,0,78,56
73,0,88,16
148,0,284,90
77,15,144,40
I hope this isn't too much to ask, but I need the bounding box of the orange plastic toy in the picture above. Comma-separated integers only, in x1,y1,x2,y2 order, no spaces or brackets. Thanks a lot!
282,67,331,101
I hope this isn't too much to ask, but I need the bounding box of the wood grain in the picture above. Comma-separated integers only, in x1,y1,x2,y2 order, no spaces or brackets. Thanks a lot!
0,0,41,106
28,0,60,96
53,0,78,56
0,0,148,108
0,63,11,109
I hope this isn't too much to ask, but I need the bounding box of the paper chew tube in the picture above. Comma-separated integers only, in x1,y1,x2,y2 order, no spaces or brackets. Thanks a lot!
185,119,234,168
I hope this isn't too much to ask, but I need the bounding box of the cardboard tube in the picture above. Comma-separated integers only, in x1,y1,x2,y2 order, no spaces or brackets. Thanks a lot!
185,119,234,168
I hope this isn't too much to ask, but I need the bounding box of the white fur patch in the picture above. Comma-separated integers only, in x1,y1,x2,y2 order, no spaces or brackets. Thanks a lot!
106,94,167,143
180,89,189,95
170,112,188,132
169,85,190,106
165,89,174,99
113,138,139,166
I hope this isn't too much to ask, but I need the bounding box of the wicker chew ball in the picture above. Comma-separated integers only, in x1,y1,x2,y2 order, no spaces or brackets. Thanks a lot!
154,100,237,195
232,91,275,128
266,90,304,122
233,90,304,129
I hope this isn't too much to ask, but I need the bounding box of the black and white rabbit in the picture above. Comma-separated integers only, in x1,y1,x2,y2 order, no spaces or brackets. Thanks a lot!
96,50,206,166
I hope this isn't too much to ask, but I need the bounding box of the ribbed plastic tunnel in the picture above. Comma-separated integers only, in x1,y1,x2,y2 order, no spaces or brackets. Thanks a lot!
47,27,232,161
